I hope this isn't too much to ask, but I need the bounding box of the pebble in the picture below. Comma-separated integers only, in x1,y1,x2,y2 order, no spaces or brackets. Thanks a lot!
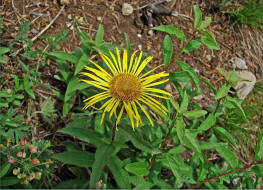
60,0,70,5
138,44,142,51
137,33,142,38
231,57,248,70
97,16,102,22
122,3,133,16
148,30,154,36
233,71,256,100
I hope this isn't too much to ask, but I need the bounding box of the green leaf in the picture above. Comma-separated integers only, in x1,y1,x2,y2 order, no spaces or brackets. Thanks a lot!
176,117,186,143
0,177,20,186
124,33,131,57
89,144,114,188
74,54,89,75
48,51,78,64
252,165,263,177
200,78,217,94
0,55,9,64
169,71,191,83
0,163,10,178
62,100,74,117
176,62,200,91
255,129,263,161
119,127,160,154
179,90,188,113
216,146,238,169
168,145,186,154
182,40,201,53
57,60,71,82
214,126,237,148
58,127,105,147
215,84,231,100
64,77,89,102
198,114,216,132
170,97,180,112
199,17,212,30
163,35,173,67
0,47,10,55
193,5,202,29
108,156,131,189
200,36,220,50
152,25,185,41
54,179,89,189
125,162,149,176
185,131,201,153
183,110,207,119
200,142,226,150
95,24,104,45
52,151,94,168
225,96,247,120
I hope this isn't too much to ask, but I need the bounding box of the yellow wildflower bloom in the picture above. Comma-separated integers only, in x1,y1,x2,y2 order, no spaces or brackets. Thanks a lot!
81,48,171,129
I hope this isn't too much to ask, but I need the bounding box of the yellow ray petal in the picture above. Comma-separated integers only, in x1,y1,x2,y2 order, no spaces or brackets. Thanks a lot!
83,91,110,102
131,101,143,126
124,102,135,130
80,73,109,87
109,100,120,119
109,51,120,72
131,51,143,74
116,48,122,72
134,56,153,76
100,52,118,75
81,79,109,90
100,98,116,125
143,79,169,88
142,94,168,112
142,92,170,100
84,94,111,109
116,105,125,125
141,72,169,85
128,50,138,73
143,87,172,96
123,50,128,72
140,64,163,78
84,65,111,82
99,97,114,110
135,100,153,126
139,97,166,116
89,60,112,79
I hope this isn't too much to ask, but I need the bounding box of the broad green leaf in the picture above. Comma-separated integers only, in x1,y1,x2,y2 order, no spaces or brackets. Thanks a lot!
179,90,188,113
0,47,10,55
0,163,10,178
200,78,217,94
57,60,71,82
152,25,185,41
185,131,201,153
108,156,130,189
170,97,180,112
197,161,208,182
95,24,104,45
199,17,212,30
125,162,149,176
52,151,94,168
0,177,20,186
216,146,238,169
168,145,185,154
193,5,202,29
182,40,201,53
74,54,89,75
199,29,216,42
124,33,131,57
54,179,89,189
215,84,231,100
0,55,8,64
48,51,78,64
176,62,200,91
119,127,160,154
214,126,237,148
169,71,191,83
225,96,247,120
58,127,105,147
255,129,263,161
129,176,153,189
89,144,114,188
251,165,263,177
200,142,226,150
176,117,186,143
62,100,74,117
183,110,207,119
163,35,173,67
200,36,220,50
198,114,216,132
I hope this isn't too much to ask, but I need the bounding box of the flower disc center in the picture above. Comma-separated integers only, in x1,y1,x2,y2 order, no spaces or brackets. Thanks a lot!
110,73,141,102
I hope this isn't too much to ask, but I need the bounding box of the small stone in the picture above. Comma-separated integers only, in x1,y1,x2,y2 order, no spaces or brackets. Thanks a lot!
60,0,70,5
31,28,38,34
233,71,256,100
137,33,142,38
165,83,172,93
122,3,133,16
206,54,212,62
97,16,102,21
193,94,204,100
231,57,248,70
148,29,154,36
138,44,142,51
171,11,179,17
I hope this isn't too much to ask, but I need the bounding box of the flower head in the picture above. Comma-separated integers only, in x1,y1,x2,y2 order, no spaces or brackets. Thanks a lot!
81,48,171,129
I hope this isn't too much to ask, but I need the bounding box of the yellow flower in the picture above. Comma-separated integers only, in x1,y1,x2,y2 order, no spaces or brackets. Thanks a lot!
81,48,171,129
